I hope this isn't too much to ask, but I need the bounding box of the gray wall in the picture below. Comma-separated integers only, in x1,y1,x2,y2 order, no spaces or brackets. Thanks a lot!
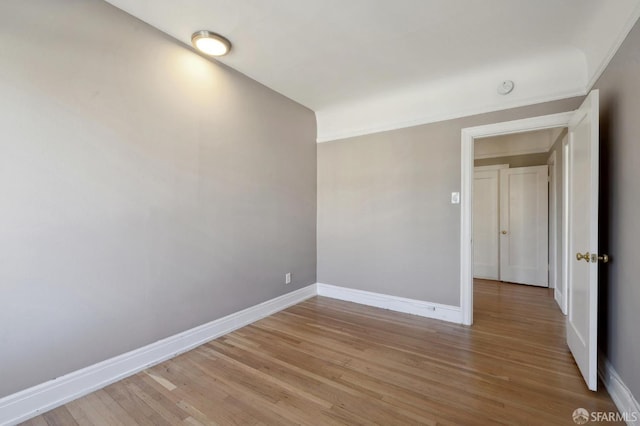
318,98,581,305
0,0,317,397
474,152,549,168
593,18,640,401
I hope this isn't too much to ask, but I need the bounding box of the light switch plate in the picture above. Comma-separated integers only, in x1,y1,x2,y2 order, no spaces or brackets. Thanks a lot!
451,192,460,204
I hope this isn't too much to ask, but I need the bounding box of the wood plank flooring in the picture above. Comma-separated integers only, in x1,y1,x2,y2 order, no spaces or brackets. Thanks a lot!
22,279,620,425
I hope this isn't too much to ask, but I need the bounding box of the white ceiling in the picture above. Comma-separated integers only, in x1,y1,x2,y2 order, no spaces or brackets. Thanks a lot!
105,0,640,141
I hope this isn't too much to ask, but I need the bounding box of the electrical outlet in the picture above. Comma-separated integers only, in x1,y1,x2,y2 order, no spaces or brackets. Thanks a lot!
285,272,291,285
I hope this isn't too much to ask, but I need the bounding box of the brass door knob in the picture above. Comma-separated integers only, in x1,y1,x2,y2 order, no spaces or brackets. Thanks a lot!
501,230,507,235
576,252,590,262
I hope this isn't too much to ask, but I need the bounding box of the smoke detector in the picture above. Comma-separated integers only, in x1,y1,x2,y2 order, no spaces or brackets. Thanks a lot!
497,80,515,95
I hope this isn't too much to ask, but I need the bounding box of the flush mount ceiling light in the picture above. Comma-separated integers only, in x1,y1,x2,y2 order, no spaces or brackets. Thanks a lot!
191,30,232,56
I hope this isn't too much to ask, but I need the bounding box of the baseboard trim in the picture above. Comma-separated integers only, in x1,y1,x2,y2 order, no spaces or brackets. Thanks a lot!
0,284,317,426
599,353,640,425
317,283,462,324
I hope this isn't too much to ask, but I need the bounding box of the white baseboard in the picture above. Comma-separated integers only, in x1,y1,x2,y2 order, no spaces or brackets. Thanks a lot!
599,353,640,425
317,283,462,324
0,284,317,426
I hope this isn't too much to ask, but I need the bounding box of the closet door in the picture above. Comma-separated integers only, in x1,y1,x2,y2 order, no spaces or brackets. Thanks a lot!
473,168,501,280
499,166,548,286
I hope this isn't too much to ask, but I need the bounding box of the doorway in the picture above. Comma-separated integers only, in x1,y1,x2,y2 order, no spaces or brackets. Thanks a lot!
461,92,602,391
459,111,574,326
472,130,563,288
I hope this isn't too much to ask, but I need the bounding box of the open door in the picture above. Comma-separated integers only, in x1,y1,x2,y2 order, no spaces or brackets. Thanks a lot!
567,90,606,391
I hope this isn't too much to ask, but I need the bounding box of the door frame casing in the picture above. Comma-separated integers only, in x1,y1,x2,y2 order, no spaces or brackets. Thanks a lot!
548,150,558,291
460,111,574,325
559,136,570,315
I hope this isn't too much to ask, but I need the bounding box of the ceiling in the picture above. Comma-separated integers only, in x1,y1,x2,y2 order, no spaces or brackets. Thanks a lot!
104,0,640,141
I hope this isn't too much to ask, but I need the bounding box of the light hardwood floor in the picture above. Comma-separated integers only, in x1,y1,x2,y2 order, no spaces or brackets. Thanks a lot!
23,280,620,425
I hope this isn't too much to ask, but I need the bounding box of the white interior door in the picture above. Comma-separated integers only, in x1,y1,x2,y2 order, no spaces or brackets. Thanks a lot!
473,168,501,280
567,90,601,391
499,166,548,286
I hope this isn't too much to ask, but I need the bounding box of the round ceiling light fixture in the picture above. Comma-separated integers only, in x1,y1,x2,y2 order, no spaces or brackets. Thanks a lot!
191,30,232,56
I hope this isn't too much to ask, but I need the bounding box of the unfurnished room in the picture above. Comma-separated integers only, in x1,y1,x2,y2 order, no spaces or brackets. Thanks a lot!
1,1,639,425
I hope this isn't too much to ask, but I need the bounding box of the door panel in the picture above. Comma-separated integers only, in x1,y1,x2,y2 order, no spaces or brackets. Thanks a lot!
567,90,599,391
473,169,500,280
499,166,548,286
